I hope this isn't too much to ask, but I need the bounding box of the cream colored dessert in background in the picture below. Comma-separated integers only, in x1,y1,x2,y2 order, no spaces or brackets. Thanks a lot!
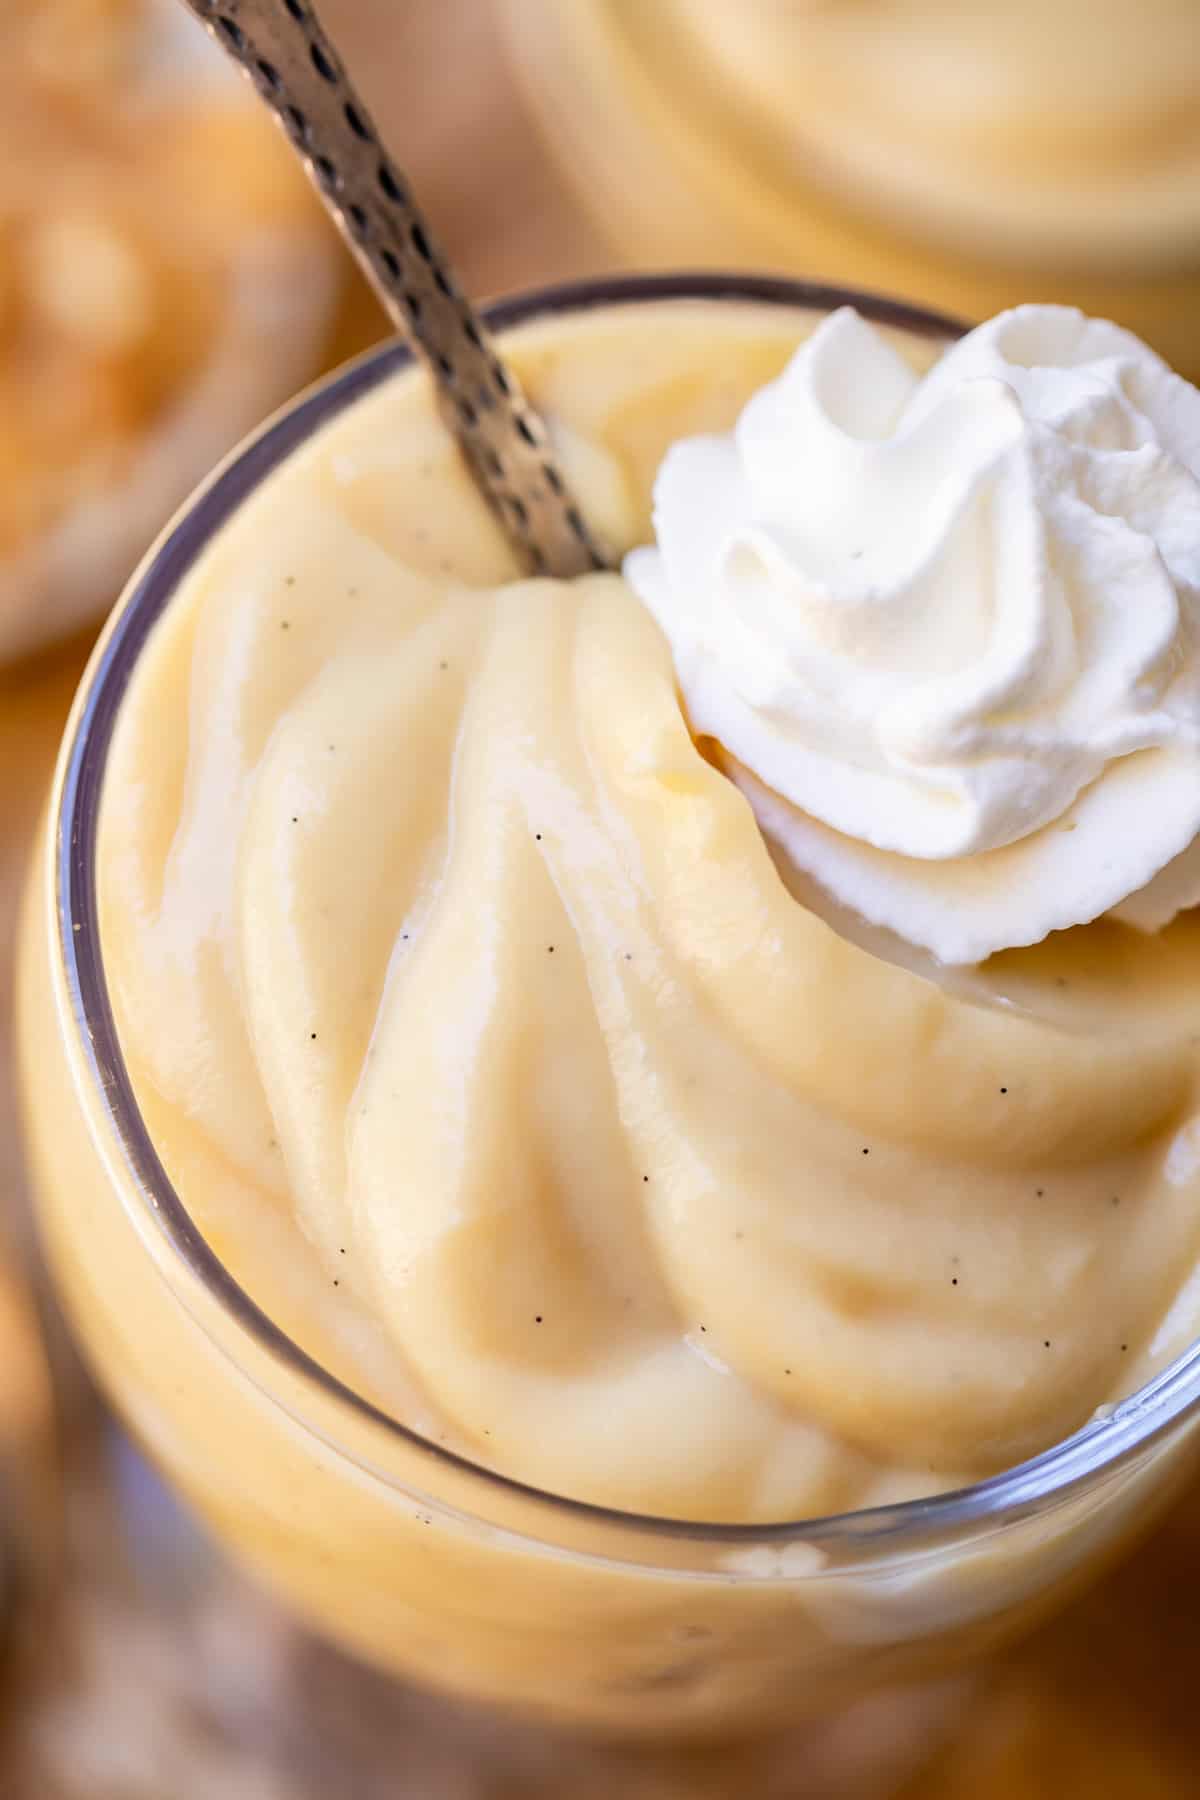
499,0,1200,385
669,0,1200,262
96,296,1200,1528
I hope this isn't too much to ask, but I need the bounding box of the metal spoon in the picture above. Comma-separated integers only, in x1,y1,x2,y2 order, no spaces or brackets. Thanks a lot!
179,0,609,578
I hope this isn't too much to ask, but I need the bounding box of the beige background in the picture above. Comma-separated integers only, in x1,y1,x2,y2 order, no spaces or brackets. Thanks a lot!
2,2,1199,1792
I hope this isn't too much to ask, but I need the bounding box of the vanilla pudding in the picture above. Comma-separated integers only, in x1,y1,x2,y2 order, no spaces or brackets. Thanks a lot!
95,293,1200,1516
500,0,1200,383
19,280,1200,1731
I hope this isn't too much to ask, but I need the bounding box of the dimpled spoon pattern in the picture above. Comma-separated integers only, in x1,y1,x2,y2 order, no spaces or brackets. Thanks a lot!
177,0,609,578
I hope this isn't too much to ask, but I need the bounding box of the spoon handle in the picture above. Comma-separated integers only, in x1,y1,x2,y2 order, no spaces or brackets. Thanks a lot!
179,0,608,577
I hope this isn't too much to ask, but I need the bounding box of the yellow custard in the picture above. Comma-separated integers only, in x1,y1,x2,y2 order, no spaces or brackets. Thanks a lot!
499,1,1200,384
94,298,1200,1526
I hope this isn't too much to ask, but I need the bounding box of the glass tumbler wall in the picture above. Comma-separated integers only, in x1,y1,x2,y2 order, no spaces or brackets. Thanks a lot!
17,276,1200,1740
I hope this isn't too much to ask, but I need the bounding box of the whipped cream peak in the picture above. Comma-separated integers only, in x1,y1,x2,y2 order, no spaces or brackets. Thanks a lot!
625,304,1200,963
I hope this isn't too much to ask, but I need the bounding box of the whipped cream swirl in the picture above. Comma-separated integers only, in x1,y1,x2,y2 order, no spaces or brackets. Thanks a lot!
625,305,1200,964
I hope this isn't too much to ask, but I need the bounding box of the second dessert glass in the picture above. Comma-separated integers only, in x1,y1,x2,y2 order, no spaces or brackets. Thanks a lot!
17,275,1200,1749
498,1,1200,384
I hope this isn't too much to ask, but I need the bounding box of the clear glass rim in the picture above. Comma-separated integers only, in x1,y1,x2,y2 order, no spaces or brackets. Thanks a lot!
55,270,1200,1552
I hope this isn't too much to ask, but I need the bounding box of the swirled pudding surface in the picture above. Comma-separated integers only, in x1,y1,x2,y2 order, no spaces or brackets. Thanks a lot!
100,301,1200,1522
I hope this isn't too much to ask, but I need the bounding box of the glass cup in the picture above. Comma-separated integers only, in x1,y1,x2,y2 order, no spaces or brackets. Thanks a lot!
16,274,1200,1748
497,0,1200,386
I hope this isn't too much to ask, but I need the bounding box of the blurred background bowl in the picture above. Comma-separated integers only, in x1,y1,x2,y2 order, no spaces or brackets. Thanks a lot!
0,0,362,668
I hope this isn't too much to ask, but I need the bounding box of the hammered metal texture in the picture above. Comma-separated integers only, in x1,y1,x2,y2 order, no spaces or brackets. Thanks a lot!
179,0,609,577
